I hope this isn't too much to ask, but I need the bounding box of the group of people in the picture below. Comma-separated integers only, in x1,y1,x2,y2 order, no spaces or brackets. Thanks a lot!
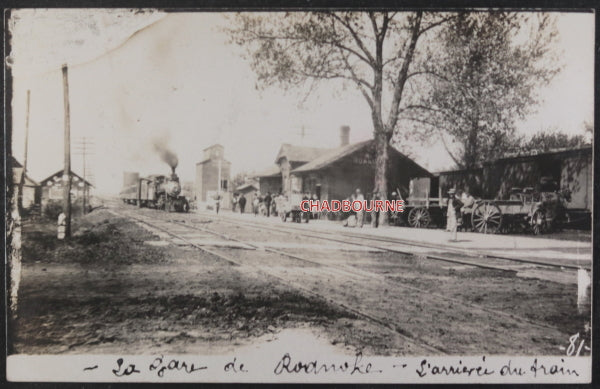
231,191,279,217
342,188,400,229
224,185,476,243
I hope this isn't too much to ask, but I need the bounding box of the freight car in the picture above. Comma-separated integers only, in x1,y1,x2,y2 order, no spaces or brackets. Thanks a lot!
120,168,190,212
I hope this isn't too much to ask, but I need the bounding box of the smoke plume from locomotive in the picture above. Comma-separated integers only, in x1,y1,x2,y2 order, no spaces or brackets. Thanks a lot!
152,140,179,172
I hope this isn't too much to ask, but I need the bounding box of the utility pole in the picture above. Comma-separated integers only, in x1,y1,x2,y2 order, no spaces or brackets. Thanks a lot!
290,124,313,145
74,137,95,215
18,90,31,213
62,64,72,238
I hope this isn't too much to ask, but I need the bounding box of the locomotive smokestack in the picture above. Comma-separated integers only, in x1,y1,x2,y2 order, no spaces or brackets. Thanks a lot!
171,166,176,175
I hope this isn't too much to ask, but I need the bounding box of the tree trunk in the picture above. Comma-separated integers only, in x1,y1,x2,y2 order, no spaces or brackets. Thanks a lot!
373,127,390,225
465,121,479,169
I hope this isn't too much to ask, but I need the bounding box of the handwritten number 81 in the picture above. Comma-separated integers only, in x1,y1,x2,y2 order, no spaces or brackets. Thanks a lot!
567,333,588,356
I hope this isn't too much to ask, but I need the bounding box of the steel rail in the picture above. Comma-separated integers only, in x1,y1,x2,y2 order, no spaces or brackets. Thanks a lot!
164,216,566,335
117,210,446,355
193,211,589,272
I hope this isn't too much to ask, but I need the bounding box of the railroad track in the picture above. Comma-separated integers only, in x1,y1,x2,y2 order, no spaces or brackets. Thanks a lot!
116,207,569,351
115,209,445,354
163,215,568,333
193,211,589,273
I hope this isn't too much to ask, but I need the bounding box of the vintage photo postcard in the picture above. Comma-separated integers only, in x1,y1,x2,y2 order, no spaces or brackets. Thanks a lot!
4,8,594,384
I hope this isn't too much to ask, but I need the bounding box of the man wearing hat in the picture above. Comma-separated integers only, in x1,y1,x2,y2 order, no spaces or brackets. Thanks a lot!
446,188,463,241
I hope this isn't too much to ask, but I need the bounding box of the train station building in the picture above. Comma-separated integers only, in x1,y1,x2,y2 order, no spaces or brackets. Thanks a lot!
256,126,431,201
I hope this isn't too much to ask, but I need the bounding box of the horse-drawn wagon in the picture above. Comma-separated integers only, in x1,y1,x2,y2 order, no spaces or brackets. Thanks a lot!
404,176,569,234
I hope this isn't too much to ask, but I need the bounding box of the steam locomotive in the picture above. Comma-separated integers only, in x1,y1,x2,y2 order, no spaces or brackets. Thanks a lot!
120,168,190,212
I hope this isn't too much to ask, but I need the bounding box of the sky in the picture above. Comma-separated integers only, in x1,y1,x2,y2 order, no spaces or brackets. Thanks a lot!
7,10,595,194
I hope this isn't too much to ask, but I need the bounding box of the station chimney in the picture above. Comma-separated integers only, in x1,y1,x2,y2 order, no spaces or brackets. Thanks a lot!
340,126,350,147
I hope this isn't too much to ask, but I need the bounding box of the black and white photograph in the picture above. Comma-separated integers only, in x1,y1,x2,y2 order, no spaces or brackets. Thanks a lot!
4,7,594,383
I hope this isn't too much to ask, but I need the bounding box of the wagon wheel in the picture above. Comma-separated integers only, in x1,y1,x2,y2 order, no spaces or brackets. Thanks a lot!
408,207,431,228
471,201,502,234
531,209,548,235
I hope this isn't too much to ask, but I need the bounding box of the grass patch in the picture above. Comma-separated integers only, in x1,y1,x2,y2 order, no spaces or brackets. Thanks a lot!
21,210,165,265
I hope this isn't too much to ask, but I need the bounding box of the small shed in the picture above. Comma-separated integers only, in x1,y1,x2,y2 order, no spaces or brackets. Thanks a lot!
40,169,93,213
235,182,259,198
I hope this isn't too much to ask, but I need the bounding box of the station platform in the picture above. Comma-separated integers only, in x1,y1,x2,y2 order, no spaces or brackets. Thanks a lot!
197,209,593,269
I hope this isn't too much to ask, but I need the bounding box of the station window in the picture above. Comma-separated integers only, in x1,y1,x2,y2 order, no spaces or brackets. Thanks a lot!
221,180,228,190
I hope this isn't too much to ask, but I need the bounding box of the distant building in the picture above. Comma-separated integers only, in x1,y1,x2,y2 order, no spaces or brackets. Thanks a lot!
195,144,231,208
10,156,41,210
39,169,93,213
253,165,281,195
235,181,259,197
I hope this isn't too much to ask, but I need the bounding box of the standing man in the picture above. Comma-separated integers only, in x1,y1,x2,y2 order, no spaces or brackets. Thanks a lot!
355,188,365,228
460,190,475,229
388,191,399,226
311,193,319,220
371,191,382,228
239,194,247,214
214,193,222,214
302,192,310,223
446,188,463,242
232,193,238,212
264,192,272,217
253,191,261,216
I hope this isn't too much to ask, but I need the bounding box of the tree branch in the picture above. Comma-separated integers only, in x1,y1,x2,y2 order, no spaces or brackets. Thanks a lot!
418,15,456,37
331,13,376,66
385,11,423,133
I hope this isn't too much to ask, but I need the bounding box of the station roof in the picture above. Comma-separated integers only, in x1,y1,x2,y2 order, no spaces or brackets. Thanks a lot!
496,145,592,162
292,139,432,177
40,169,94,187
275,143,332,164
433,145,592,174
236,182,259,192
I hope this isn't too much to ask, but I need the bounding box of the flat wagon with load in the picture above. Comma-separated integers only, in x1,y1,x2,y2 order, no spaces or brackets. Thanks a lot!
275,192,309,223
404,177,572,235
